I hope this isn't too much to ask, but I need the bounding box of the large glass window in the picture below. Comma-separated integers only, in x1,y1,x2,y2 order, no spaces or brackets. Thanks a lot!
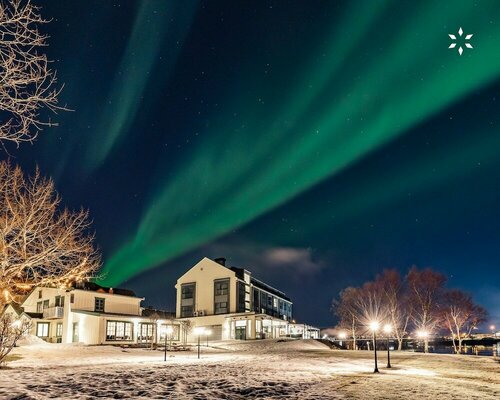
106,321,132,341
138,323,154,342
36,301,43,313
236,281,248,313
159,324,180,342
253,288,260,312
181,284,195,299
43,300,49,309
214,279,229,315
55,296,65,307
56,323,63,337
36,322,49,337
180,283,195,317
94,297,105,312
215,301,228,314
215,280,229,296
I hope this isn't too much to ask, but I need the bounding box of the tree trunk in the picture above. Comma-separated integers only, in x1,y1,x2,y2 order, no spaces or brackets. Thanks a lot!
352,327,357,350
424,338,429,353
397,338,403,351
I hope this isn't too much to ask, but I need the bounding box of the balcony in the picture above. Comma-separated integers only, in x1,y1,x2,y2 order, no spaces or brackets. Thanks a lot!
43,306,64,319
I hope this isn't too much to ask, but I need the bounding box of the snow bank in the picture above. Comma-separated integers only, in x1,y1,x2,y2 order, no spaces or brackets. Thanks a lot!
213,338,329,353
17,334,51,347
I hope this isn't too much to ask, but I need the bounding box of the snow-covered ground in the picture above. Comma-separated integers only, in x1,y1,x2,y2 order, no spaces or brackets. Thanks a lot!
1,338,499,399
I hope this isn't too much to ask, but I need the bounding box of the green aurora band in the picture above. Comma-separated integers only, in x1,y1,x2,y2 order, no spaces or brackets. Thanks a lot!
102,1,500,286
83,1,198,173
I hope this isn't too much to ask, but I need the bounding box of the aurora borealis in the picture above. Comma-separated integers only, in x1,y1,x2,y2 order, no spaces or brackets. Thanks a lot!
8,1,500,325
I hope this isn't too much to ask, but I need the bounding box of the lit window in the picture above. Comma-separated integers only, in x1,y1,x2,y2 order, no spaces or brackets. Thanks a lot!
36,322,49,337
56,323,63,337
106,321,132,341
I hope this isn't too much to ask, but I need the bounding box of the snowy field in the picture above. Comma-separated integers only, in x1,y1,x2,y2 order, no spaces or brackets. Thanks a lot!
1,338,499,399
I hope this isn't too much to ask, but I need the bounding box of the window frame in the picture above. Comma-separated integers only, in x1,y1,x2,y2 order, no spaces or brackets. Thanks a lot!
94,297,105,313
105,320,133,341
36,322,50,338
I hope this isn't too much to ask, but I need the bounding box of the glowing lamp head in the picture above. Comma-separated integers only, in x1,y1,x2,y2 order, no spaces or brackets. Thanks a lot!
383,324,392,334
338,331,347,339
193,327,206,336
417,330,429,339
490,325,496,331
164,325,173,335
205,329,212,336
369,321,380,331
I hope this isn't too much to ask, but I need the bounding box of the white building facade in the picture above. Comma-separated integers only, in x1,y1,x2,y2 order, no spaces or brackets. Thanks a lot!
3,283,179,346
175,257,317,341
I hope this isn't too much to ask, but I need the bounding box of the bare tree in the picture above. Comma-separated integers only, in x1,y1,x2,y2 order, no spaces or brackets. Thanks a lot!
0,313,31,367
376,269,410,350
439,290,488,354
0,161,100,305
0,0,65,146
353,281,388,328
333,287,362,350
407,266,446,353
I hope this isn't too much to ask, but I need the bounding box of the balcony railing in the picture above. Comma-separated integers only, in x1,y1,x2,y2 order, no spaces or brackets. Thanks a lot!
43,306,64,319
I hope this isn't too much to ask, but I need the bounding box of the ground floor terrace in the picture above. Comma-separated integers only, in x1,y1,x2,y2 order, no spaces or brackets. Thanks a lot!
28,311,181,346
1,338,498,399
184,312,319,342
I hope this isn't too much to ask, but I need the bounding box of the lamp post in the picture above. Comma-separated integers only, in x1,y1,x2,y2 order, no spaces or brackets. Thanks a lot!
369,321,380,373
205,329,211,347
163,325,173,362
383,324,392,368
417,330,429,353
193,327,205,359
338,331,347,348
490,325,496,334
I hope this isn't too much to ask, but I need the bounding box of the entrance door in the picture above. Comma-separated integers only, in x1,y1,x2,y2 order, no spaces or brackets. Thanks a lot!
235,326,246,340
72,322,79,343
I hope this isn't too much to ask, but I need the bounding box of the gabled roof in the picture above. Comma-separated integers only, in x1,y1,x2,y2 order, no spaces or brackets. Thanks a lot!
2,302,23,316
176,257,236,284
72,281,137,297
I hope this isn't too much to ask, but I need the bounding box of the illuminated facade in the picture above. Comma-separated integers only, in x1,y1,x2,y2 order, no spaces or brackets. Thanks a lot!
175,257,316,341
3,283,178,345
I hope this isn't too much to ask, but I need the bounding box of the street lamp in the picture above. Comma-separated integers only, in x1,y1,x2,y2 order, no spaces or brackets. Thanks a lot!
205,329,212,347
417,330,429,353
383,324,392,368
490,325,496,333
338,331,347,347
193,327,206,359
163,325,173,362
369,321,380,373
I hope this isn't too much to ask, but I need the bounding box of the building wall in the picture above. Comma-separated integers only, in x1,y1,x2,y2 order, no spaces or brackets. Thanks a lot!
175,258,237,317
71,290,142,315
22,287,67,313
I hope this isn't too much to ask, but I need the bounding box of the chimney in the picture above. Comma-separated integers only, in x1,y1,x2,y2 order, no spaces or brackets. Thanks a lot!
214,257,226,266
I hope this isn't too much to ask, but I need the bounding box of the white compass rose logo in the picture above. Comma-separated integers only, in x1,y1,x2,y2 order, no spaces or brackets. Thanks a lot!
448,27,473,56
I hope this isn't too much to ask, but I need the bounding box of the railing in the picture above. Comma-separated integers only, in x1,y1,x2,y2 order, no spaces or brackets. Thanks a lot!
43,306,64,319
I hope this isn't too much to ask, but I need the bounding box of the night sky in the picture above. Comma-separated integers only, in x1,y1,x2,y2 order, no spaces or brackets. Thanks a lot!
6,1,500,327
